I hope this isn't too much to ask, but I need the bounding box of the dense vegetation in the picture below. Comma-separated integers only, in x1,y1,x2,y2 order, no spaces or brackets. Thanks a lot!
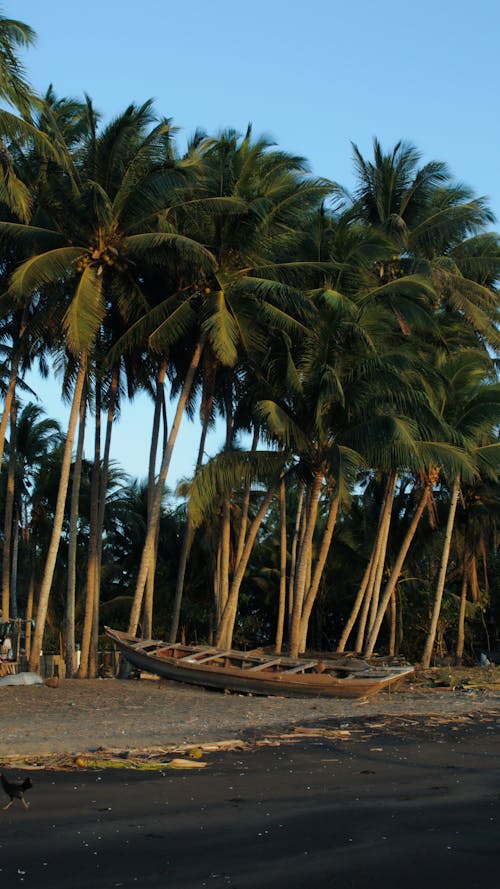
0,11,500,676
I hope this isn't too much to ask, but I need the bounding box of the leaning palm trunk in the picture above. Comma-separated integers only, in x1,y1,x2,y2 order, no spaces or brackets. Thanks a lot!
1,396,17,621
128,339,204,635
421,476,461,668
29,355,87,673
336,557,373,653
65,391,86,677
355,474,396,652
275,477,287,654
298,493,340,650
289,470,323,657
217,499,231,626
366,473,397,637
364,483,430,657
216,485,277,649
143,362,167,639
287,483,305,637
169,405,213,643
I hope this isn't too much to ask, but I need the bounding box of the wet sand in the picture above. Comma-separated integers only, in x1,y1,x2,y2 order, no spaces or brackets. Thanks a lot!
1,715,500,888
2,678,500,886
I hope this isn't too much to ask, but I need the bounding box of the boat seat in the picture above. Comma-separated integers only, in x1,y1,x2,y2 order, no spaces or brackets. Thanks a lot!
245,658,283,672
184,650,233,664
282,660,318,674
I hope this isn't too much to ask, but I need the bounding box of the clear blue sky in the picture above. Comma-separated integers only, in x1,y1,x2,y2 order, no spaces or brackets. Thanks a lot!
11,0,500,486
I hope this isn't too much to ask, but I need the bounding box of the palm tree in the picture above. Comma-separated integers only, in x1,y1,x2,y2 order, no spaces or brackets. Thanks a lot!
0,100,215,669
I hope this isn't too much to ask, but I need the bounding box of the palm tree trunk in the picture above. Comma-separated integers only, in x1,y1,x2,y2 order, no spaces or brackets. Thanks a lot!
389,591,397,655
65,389,86,678
1,395,17,621
275,477,287,653
94,368,119,638
169,403,212,643
216,485,277,648
355,474,395,652
456,554,470,663
288,483,305,638
78,383,102,678
364,483,430,656
289,470,323,657
128,338,204,635
29,354,87,673
25,569,35,661
367,472,397,637
10,504,19,620
143,361,167,639
0,311,26,472
298,494,340,648
422,476,460,668
88,381,102,677
336,557,372,653
234,428,260,571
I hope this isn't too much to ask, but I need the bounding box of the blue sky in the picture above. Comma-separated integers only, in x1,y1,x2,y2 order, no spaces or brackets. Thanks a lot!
11,0,500,486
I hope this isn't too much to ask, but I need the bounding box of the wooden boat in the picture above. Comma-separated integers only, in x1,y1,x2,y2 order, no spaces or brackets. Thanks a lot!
105,627,414,699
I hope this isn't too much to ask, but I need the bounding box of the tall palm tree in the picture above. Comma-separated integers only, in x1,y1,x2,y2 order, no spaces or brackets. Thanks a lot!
0,101,215,669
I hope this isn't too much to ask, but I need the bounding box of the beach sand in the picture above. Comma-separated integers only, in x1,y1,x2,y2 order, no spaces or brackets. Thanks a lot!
1,677,500,887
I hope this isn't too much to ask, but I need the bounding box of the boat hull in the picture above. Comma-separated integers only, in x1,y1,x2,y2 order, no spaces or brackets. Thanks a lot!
105,628,414,699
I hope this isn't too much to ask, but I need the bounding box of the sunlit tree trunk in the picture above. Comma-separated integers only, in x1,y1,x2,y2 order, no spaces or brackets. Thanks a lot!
88,382,102,677
355,474,395,652
216,486,276,649
79,384,102,678
169,404,213,643
456,553,470,663
143,361,167,639
336,557,372,653
1,395,17,621
288,483,305,639
289,470,323,657
29,354,87,673
422,476,460,668
66,390,86,677
364,483,430,656
275,477,287,653
367,472,397,637
298,493,340,650
389,591,397,655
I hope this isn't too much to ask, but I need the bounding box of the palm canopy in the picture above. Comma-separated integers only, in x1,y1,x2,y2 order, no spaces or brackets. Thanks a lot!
0,101,217,356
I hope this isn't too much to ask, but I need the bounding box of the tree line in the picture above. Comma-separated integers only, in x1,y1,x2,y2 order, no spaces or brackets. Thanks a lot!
0,11,499,676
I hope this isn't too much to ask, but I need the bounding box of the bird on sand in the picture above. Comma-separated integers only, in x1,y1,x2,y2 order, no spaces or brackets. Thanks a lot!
1,773,33,811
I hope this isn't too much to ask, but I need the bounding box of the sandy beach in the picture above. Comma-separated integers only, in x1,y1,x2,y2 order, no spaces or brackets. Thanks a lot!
1,677,500,887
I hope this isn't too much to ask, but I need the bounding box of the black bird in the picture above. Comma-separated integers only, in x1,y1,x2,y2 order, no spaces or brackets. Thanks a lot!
1,773,33,811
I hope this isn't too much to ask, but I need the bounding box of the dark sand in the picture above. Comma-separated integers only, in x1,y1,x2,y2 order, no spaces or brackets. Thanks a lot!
1,679,500,887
